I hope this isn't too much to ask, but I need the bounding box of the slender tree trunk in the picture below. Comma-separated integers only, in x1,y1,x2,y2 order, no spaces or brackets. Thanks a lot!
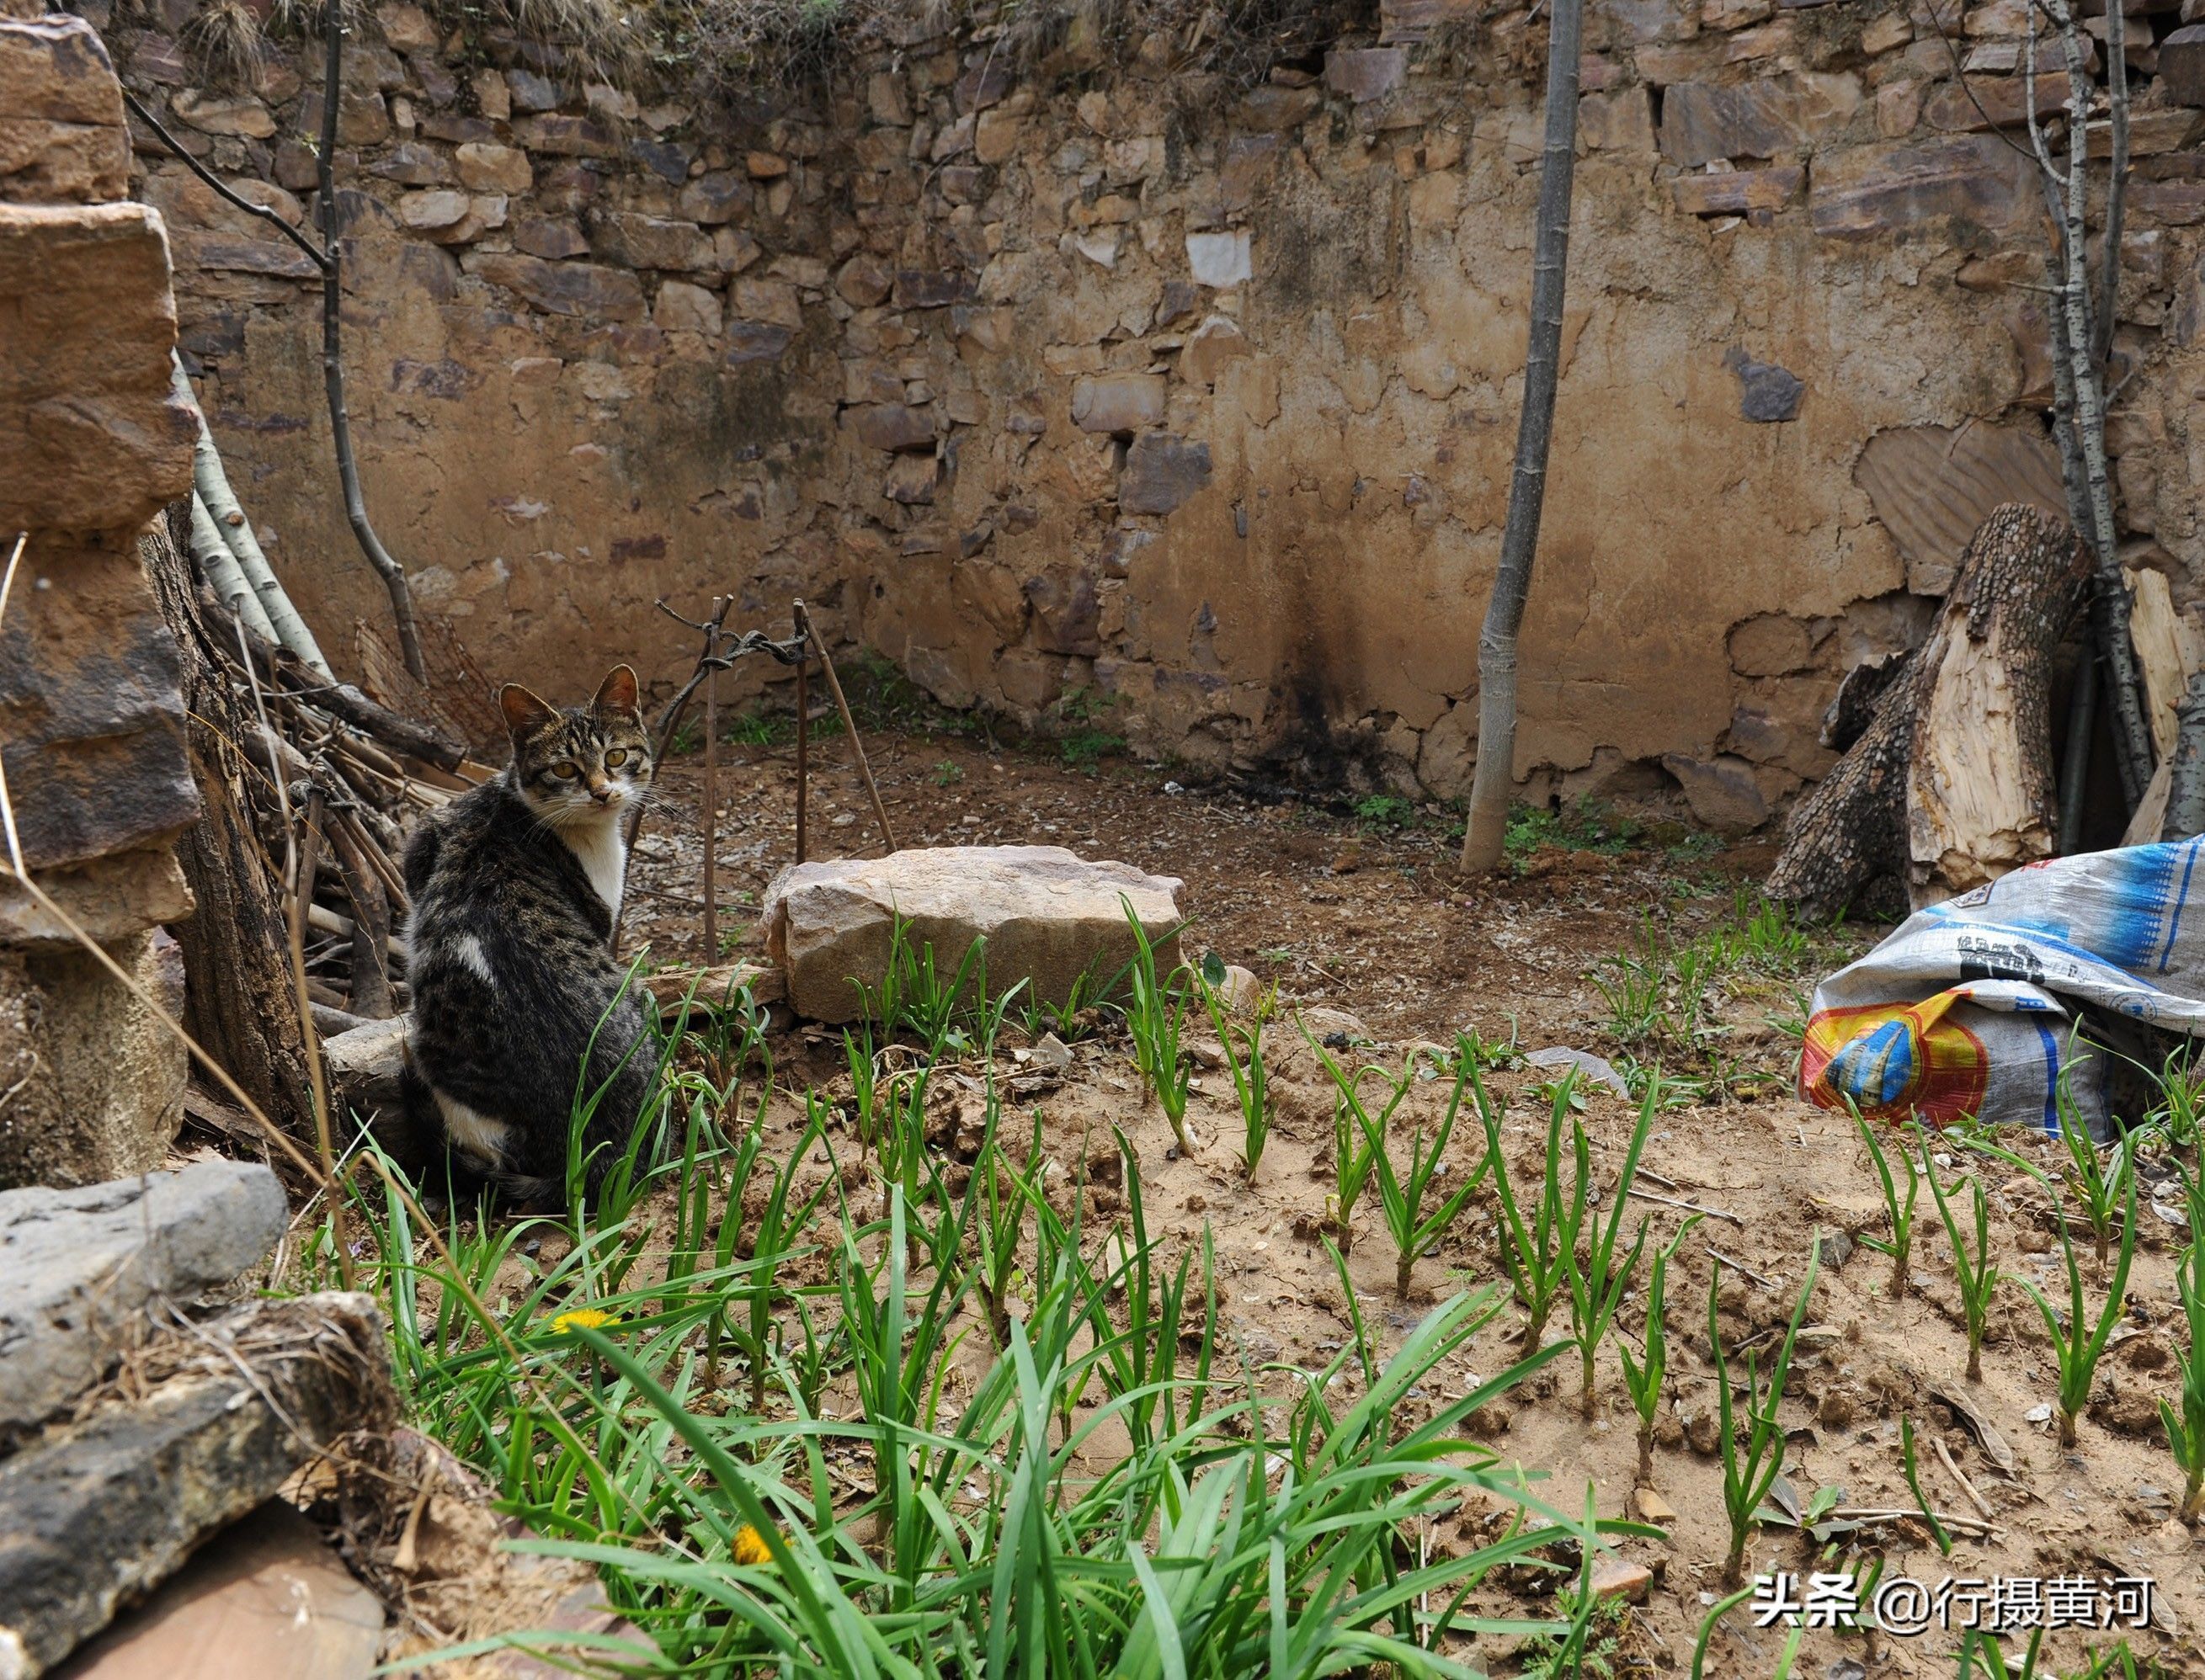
317,0,423,682
2027,11,2152,808
1459,0,1582,872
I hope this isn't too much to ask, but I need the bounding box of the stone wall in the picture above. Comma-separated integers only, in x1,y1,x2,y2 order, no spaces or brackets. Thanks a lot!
1,0,198,1185
103,0,2205,826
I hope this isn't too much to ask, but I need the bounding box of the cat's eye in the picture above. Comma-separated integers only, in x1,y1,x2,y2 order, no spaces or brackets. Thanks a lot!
551,763,579,779
603,749,628,768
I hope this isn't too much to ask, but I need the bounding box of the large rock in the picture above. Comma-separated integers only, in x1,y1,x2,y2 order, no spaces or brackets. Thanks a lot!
52,1501,383,1680
470,253,645,320
0,537,199,873
0,1294,391,1676
0,1159,285,1438
844,402,936,452
1661,752,1771,833
2160,22,2205,106
453,141,530,194
762,845,1185,1023
0,844,194,947
1670,165,1803,215
0,204,197,534
321,1015,406,1131
1120,433,1212,514
0,15,129,204
1922,72,2075,132
588,209,713,272
1809,133,2036,239
1659,75,1859,167
1178,316,1250,386
1072,373,1165,433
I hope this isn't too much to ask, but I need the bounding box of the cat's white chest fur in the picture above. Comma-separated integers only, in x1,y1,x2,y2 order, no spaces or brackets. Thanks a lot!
557,814,626,921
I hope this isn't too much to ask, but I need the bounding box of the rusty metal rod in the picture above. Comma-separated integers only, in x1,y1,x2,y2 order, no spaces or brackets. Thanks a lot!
793,600,897,856
794,613,809,867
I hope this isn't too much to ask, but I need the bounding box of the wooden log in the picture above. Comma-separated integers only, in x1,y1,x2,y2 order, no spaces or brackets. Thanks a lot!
142,515,317,1140
1769,504,2089,917
1905,511,2091,902
2123,562,2202,759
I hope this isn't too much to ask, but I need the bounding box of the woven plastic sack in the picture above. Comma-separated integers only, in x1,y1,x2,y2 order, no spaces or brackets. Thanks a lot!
1798,841,2205,1135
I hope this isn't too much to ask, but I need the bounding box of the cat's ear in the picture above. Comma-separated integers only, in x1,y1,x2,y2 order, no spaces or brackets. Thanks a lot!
500,683,557,738
593,664,641,715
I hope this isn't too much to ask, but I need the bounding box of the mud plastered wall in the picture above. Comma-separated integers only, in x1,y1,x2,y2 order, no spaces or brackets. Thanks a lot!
104,0,2205,824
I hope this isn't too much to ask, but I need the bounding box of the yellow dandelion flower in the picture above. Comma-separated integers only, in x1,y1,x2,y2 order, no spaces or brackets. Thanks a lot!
732,1525,775,1566
551,1307,615,1335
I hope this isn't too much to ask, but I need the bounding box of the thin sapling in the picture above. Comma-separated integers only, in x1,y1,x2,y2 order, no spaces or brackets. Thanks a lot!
1361,1055,1488,1296
2158,1168,2203,1523
1852,1106,1921,1298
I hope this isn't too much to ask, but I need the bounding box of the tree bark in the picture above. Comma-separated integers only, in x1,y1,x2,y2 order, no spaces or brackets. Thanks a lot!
1459,0,1582,872
1768,505,2089,917
141,512,315,1138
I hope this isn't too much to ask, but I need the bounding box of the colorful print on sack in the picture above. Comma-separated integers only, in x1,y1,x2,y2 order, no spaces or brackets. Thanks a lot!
1799,991,1989,1128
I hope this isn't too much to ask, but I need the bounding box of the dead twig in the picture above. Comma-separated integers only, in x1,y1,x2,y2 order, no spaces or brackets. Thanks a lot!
1627,1186,1743,1226
1707,1247,1777,1289
1932,1432,1997,1522
1828,1504,1996,1538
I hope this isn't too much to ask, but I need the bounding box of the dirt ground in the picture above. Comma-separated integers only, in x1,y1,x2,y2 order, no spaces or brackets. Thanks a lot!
616,725,2204,1677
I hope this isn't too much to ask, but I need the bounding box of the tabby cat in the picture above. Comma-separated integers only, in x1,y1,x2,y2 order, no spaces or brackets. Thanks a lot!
400,666,659,1202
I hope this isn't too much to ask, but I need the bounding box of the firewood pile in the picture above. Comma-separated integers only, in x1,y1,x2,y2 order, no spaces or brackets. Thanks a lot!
140,491,495,1147
171,525,486,1026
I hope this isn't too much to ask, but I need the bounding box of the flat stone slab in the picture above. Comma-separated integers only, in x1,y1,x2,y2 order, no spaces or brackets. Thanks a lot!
761,844,1184,1024
0,1293,389,1676
51,1500,382,1680
0,1160,285,1439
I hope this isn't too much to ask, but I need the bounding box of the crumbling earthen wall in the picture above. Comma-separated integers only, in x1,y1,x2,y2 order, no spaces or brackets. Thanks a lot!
105,0,2205,823
1,0,199,1185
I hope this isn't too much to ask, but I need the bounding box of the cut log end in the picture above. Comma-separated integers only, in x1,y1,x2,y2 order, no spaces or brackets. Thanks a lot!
1769,503,2089,919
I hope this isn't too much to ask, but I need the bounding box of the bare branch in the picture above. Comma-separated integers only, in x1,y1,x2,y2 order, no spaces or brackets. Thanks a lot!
119,85,330,272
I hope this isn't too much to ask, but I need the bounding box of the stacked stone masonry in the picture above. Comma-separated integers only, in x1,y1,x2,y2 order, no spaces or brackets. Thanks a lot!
0,0,198,1187
102,0,2205,827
